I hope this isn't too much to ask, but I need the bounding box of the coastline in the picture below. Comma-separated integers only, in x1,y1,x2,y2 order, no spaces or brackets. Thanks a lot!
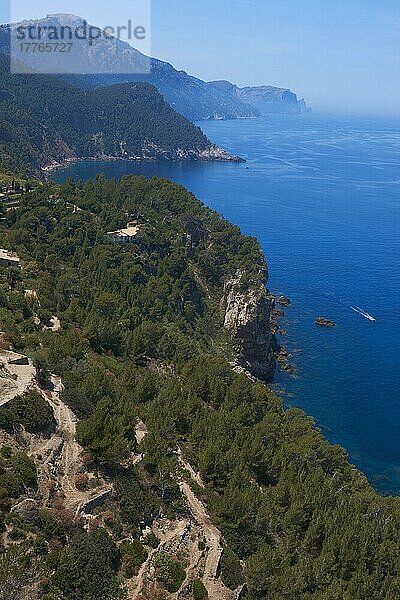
41,146,244,178
5,173,399,597
48,116,400,496
47,160,291,384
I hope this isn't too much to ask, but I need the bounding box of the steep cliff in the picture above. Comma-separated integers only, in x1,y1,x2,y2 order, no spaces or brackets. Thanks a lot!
210,80,309,115
224,270,276,382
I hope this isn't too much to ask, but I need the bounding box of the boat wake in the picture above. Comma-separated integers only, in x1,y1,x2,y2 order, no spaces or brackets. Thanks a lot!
290,289,377,322
350,306,376,322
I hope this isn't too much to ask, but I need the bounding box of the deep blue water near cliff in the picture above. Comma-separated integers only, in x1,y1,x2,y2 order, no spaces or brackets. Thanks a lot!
52,113,400,495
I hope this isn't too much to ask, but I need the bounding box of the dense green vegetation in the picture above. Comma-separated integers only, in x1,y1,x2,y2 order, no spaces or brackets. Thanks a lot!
154,552,186,593
219,547,245,590
50,528,123,600
0,447,36,513
0,53,211,175
0,390,54,433
120,540,148,578
0,175,399,599
0,170,30,190
192,578,208,600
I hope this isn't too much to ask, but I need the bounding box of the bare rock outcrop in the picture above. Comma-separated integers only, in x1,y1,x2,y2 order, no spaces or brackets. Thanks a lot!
11,498,41,527
315,317,335,328
224,271,276,382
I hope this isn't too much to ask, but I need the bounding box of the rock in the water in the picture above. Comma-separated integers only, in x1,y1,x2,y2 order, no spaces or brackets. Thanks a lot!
281,362,297,374
276,347,297,375
315,317,335,328
277,295,292,307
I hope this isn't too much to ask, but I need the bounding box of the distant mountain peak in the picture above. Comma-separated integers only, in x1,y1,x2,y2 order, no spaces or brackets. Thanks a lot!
0,13,310,120
46,13,83,19
8,13,83,26
43,14,98,26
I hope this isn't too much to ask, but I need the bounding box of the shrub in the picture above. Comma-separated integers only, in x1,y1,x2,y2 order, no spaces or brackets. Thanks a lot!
81,452,94,467
50,528,123,599
121,540,148,578
0,391,54,434
144,532,160,549
192,578,208,600
74,473,89,491
0,446,12,459
33,354,51,387
219,547,245,590
101,510,115,527
154,552,186,593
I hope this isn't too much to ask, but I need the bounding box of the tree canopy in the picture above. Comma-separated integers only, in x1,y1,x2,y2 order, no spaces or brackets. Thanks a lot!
0,175,398,599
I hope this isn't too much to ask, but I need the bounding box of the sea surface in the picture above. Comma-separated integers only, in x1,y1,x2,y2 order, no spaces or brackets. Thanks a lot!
52,113,400,495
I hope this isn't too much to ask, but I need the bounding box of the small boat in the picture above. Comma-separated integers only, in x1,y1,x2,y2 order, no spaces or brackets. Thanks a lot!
363,313,376,322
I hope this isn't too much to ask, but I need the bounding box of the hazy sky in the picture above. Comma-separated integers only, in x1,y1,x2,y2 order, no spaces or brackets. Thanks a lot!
2,0,400,115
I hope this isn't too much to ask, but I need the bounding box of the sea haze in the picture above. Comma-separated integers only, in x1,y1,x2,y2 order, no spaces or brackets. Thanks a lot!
52,112,400,496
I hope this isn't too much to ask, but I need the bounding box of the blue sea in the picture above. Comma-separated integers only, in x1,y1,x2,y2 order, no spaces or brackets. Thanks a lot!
52,113,400,495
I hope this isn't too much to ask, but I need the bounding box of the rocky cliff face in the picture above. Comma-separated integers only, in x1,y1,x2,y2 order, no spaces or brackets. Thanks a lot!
224,270,276,382
210,81,310,115
237,85,309,114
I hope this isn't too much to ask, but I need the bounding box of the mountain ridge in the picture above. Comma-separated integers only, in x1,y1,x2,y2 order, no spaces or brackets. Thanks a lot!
0,53,238,176
0,13,309,121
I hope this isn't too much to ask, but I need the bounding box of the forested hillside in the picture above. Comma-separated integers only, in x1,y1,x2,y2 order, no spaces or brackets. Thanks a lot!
0,176,399,599
0,54,216,176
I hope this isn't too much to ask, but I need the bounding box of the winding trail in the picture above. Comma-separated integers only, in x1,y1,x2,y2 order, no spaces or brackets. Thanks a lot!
28,376,111,513
178,479,235,600
126,428,235,599
176,447,205,488
44,376,112,512
177,448,238,599
0,355,238,600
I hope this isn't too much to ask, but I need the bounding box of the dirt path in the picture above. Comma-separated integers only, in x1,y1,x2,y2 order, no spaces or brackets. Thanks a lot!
127,519,188,599
126,428,234,599
0,351,36,407
178,481,235,600
46,376,111,512
0,363,144,517
73,418,149,517
177,448,237,599
29,376,111,513
2,367,237,599
176,447,204,488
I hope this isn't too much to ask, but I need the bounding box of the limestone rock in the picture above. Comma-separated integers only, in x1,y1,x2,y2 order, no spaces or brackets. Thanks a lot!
11,498,40,526
224,271,276,382
277,295,292,307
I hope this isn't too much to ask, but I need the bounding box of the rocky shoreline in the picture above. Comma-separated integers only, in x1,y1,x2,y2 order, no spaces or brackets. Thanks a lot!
223,270,299,382
41,145,243,177
269,295,298,375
